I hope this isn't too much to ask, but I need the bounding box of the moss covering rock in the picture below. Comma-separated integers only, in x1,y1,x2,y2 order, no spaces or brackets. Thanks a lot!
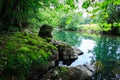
41,66,70,80
38,24,53,38
41,65,95,80
0,32,58,80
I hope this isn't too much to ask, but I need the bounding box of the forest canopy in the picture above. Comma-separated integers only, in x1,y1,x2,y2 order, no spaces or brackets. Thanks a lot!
0,0,120,34
0,0,76,32
82,0,120,34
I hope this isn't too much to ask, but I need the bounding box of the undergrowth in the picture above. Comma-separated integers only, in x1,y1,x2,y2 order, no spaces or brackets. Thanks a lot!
0,32,57,80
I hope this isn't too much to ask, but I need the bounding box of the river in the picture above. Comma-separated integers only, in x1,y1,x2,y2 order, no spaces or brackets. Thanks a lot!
53,30,120,80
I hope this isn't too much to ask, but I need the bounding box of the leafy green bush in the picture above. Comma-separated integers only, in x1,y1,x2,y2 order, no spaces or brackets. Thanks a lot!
59,12,81,31
29,7,62,30
0,32,57,80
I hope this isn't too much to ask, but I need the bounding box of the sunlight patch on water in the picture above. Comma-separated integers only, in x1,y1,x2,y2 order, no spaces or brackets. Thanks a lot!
71,38,96,66
116,46,120,54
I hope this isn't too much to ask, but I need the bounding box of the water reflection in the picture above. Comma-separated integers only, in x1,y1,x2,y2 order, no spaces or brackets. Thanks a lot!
53,30,120,79
53,30,81,46
71,39,96,66
94,35,120,68
93,35,120,80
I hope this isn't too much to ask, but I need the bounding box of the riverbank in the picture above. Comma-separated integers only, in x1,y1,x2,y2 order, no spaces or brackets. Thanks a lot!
63,24,120,36
59,24,102,34
78,24,102,34
0,32,58,80
0,29,95,80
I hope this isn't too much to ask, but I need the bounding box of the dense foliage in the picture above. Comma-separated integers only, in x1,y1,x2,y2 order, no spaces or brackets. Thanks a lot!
82,0,120,34
0,0,79,79
0,33,57,80
59,12,82,30
0,0,77,32
0,0,40,31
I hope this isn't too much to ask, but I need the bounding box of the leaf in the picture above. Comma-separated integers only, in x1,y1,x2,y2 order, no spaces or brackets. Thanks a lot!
82,0,90,9
90,14,97,18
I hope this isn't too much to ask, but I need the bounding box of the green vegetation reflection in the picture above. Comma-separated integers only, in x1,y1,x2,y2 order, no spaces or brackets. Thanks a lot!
53,30,120,79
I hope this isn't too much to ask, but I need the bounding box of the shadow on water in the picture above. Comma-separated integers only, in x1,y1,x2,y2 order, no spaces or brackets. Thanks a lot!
53,30,120,80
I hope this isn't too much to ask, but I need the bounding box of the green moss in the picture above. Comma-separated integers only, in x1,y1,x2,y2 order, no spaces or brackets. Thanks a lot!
0,32,57,80
94,61,104,73
19,47,30,52
57,66,70,80
59,66,68,73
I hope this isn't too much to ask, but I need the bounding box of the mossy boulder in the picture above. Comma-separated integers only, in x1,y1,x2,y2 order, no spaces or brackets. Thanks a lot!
41,65,94,80
41,66,70,80
38,24,53,38
0,32,58,80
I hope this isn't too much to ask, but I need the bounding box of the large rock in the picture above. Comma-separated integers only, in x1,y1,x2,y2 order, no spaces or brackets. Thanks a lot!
27,49,59,80
41,65,95,80
38,24,53,38
51,40,83,65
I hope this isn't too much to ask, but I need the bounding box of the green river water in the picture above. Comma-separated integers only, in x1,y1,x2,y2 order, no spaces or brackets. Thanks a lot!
53,30,120,80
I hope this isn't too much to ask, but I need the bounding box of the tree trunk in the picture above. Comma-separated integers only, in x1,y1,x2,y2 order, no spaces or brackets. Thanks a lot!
0,0,10,18
18,4,23,32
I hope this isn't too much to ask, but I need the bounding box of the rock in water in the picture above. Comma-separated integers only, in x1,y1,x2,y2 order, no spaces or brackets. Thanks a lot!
51,40,83,65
